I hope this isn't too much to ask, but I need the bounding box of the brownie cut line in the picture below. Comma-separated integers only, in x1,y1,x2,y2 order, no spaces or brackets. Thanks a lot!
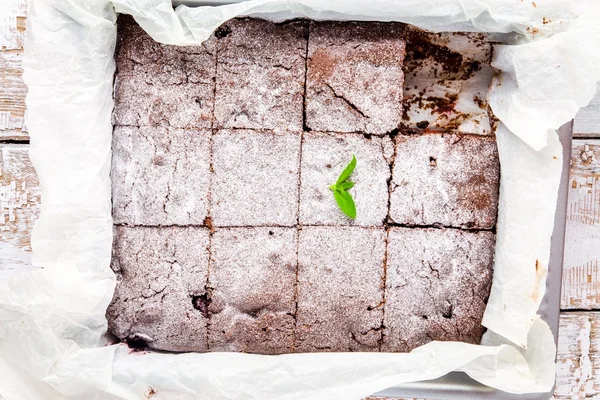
108,16,500,355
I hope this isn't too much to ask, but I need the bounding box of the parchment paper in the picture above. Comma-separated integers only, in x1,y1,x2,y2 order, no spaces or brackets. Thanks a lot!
1,0,599,399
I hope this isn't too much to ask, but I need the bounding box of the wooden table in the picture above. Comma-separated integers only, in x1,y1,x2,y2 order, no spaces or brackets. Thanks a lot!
2,1,599,398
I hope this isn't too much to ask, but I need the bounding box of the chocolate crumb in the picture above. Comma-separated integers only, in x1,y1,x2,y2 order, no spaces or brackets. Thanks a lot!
416,121,429,129
192,294,212,319
203,216,214,231
214,25,232,39
125,335,149,350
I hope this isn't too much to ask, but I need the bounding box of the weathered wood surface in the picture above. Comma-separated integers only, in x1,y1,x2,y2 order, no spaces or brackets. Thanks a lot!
2,1,600,397
561,140,600,310
554,312,600,399
0,144,39,270
0,0,28,140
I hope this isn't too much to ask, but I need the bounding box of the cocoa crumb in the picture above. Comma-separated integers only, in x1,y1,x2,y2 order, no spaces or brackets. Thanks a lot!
146,387,157,398
214,25,232,39
416,121,429,129
192,294,212,319
203,216,214,232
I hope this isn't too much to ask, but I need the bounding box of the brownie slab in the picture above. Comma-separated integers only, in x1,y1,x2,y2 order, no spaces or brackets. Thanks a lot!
382,227,495,352
211,129,301,226
112,126,211,226
299,132,393,226
214,19,306,132
389,133,500,229
296,227,386,352
113,16,216,128
107,226,211,352
306,22,405,134
109,17,499,355
208,228,297,354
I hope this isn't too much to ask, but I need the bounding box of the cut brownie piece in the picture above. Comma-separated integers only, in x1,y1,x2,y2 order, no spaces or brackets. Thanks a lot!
112,126,211,226
296,227,386,352
113,16,216,128
208,227,296,354
211,129,301,226
214,19,306,132
299,132,393,226
306,22,405,134
389,132,499,229
107,226,211,352
382,227,494,352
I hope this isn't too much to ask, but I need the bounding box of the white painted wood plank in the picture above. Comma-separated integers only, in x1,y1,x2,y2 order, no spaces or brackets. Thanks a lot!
554,312,600,399
561,140,600,309
0,0,27,51
0,144,39,270
0,50,27,138
0,0,28,140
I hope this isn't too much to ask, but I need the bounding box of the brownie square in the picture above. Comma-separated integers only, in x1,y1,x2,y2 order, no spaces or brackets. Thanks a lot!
306,22,406,134
296,227,386,352
208,227,297,354
211,129,301,226
113,16,216,128
107,226,211,352
389,133,499,229
112,126,211,226
299,132,393,226
214,19,306,132
382,227,494,352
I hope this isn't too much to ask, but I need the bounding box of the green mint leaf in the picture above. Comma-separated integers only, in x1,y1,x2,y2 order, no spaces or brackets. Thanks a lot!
329,155,358,219
339,181,354,190
336,155,357,185
333,188,356,219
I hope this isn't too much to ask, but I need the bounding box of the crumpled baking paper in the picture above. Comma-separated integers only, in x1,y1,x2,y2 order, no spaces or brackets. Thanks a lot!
1,0,599,398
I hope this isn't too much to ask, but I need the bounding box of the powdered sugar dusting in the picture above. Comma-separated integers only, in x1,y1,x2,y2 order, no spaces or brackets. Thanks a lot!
390,132,500,229
383,227,495,352
306,22,405,134
209,227,296,354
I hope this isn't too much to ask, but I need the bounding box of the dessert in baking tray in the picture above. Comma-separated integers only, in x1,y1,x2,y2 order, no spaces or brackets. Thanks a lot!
107,16,499,354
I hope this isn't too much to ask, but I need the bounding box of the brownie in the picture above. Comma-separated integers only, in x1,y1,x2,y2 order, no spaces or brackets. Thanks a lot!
299,132,393,226
106,226,211,352
208,228,297,354
382,227,495,352
295,227,386,352
306,22,406,134
109,17,498,355
113,16,216,128
211,129,301,226
111,126,211,225
214,19,306,131
389,133,500,229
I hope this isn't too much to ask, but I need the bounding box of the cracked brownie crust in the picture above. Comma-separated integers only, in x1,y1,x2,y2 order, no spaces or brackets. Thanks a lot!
306,22,406,134
107,226,210,352
108,16,500,354
208,227,297,354
382,228,495,352
296,227,386,352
